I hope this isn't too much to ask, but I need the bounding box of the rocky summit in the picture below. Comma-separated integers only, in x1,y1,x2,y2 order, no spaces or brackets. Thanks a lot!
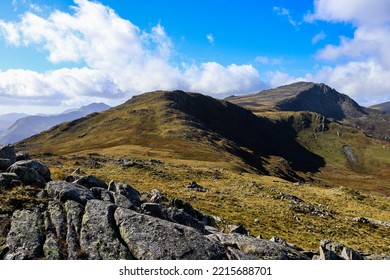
0,145,388,260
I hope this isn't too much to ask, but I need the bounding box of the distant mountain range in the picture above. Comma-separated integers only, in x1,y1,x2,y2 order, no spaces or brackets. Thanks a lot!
0,103,110,144
0,113,29,134
227,82,390,141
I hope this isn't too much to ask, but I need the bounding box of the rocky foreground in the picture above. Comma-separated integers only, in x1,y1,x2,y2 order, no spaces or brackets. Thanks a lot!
0,144,388,260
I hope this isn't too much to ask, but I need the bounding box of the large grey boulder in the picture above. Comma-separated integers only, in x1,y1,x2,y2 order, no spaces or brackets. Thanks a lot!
80,200,133,260
114,207,228,260
0,145,16,164
46,181,95,205
4,210,45,260
207,233,310,260
7,160,51,186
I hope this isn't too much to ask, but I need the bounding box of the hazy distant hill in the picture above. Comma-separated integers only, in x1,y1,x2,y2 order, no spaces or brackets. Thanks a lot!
227,82,390,141
0,103,110,144
369,101,390,114
0,113,29,134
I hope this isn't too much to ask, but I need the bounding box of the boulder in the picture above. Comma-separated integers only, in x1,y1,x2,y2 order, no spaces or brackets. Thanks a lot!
113,192,134,209
15,151,31,161
114,207,228,260
0,145,16,164
43,203,67,260
45,181,95,205
7,160,51,186
0,159,13,171
4,210,45,260
150,189,169,204
73,175,108,189
318,240,364,260
80,200,133,260
186,181,207,192
230,224,249,235
64,200,84,259
270,236,303,251
90,187,114,203
166,207,205,233
0,173,21,189
109,181,141,205
207,233,310,260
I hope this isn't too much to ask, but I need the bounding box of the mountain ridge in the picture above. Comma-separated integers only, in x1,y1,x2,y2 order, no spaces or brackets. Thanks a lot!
0,102,110,145
227,82,390,141
17,90,329,181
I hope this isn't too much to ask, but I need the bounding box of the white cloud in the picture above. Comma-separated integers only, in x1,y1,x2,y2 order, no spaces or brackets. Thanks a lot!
306,0,390,25
266,71,306,88
306,0,390,104
255,56,282,66
185,62,264,95
0,0,265,109
206,33,214,44
311,31,326,44
308,61,390,105
273,6,297,27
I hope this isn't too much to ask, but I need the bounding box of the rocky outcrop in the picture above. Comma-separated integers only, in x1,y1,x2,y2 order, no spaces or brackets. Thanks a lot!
0,150,388,260
315,240,364,260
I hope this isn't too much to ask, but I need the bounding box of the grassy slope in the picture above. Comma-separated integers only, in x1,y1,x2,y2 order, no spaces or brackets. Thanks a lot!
9,90,390,254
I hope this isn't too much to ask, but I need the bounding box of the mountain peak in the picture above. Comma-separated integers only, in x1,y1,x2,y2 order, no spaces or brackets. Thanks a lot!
227,82,364,120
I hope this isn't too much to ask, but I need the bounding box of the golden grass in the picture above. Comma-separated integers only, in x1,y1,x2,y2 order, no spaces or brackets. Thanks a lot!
37,148,390,254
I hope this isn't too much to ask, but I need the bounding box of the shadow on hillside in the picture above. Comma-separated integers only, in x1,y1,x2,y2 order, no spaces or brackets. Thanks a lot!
167,91,325,175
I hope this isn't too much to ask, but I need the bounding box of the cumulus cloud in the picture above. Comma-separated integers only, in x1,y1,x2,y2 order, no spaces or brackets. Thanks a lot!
0,0,265,108
266,71,306,88
185,62,264,95
307,0,390,104
306,0,390,25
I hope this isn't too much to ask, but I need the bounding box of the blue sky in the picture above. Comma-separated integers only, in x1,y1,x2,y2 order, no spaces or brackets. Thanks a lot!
0,0,389,114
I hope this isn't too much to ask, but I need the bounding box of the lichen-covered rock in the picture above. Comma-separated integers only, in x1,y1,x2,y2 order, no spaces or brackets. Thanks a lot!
80,200,133,260
115,207,228,260
46,181,95,205
64,200,84,259
207,233,309,260
4,210,44,260
7,160,51,186
43,202,67,260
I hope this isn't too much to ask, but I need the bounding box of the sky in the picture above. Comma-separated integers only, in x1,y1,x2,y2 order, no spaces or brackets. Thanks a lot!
0,0,389,114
